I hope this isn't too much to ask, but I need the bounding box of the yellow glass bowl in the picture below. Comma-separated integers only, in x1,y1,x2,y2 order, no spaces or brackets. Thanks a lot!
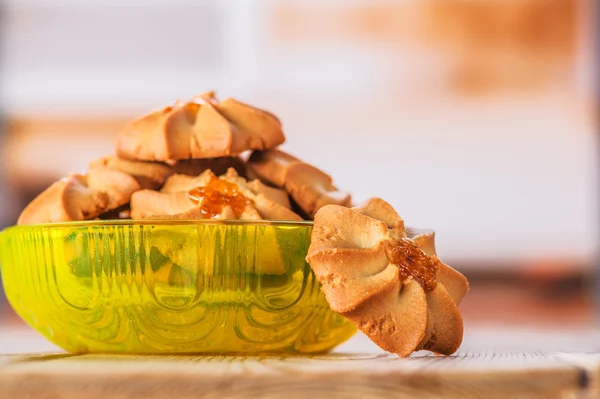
0,220,356,354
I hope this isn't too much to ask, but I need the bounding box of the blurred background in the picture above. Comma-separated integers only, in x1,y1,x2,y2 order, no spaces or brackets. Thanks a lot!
0,0,597,346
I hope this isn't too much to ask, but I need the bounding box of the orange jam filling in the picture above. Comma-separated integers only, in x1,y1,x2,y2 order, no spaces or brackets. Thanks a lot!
188,177,253,218
387,238,438,292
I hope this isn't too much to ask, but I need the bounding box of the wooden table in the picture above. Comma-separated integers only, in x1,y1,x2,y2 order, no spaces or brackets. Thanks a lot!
1,326,600,399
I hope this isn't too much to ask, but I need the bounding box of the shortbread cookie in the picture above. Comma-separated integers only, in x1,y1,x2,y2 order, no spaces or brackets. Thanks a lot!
131,189,262,220
18,169,141,225
139,168,302,220
248,149,351,218
90,156,245,190
89,157,172,190
246,179,291,209
131,187,262,220
306,198,468,357
116,92,285,161
159,170,217,194
219,168,302,220
406,227,469,305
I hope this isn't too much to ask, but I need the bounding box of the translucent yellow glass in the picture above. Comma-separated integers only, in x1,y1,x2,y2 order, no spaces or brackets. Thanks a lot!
0,220,356,354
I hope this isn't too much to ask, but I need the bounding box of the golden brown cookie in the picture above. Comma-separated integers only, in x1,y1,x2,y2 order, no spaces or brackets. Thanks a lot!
130,188,261,220
89,156,172,190
115,92,285,162
18,169,141,225
90,156,246,190
131,190,197,219
219,168,301,221
306,198,468,357
406,227,469,305
159,170,217,194
248,149,351,218
247,179,291,209
142,168,301,221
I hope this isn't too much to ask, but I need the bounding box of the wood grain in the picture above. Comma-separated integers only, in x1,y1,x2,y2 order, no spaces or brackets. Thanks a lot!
0,329,598,399
0,351,583,399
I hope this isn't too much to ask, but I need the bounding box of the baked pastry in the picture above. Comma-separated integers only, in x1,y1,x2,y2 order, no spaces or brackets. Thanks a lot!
132,168,301,221
89,156,245,190
218,168,301,221
131,172,260,220
131,189,262,220
159,170,220,194
406,227,469,305
116,92,285,162
89,157,172,190
306,198,468,357
18,168,141,225
248,149,352,217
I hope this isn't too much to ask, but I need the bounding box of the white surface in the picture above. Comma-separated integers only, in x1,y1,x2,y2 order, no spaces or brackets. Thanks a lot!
3,326,600,355
0,328,60,354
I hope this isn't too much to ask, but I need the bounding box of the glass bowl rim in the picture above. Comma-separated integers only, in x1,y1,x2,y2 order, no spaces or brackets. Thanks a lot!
2,219,314,233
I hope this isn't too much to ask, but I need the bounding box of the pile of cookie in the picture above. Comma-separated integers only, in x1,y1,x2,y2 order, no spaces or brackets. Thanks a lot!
17,92,468,357
18,92,351,225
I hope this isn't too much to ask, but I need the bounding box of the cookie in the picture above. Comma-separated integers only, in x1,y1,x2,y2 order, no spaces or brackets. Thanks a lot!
306,198,468,357
18,168,141,225
116,92,285,162
131,168,301,221
406,227,469,305
248,149,351,218
89,156,246,190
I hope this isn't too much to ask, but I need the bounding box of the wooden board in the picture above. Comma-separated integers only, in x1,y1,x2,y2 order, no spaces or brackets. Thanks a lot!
0,328,599,399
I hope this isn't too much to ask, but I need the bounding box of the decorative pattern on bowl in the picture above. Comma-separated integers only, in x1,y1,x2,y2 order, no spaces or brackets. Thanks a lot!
0,220,356,353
